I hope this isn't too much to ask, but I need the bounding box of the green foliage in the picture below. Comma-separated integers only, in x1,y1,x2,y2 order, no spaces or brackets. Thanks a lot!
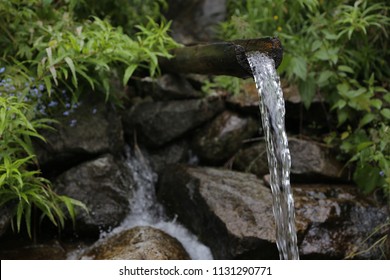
0,0,179,236
219,0,390,196
0,96,87,237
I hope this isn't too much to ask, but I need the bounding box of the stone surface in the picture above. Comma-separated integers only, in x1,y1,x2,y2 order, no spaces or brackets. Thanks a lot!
166,0,226,44
134,75,203,101
122,97,225,147
293,185,388,259
0,240,66,260
34,93,124,172
232,138,345,182
146,140,190,174
192,111,259,164
82,226,190,260
158,165,278,259
233,141,269,176
0,206,12,238
54,154,133,235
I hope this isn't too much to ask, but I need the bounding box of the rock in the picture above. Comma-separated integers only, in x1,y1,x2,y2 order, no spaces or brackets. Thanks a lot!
232,138,345,182
0,206,12,238
54,154,133,235
192,111,259,164
134,75,203,101
146,140,190,174
226,82,260,115
122,97,225,147
289,138,344,180
82,226,190,260
233,142,269,176
0,240,66,260
158,165,279,259
166,0,226,44
293,184,388,259
34,93,124,174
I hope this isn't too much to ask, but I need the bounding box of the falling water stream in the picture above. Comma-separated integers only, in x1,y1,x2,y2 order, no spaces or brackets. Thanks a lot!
108,146,213,260
246,52,299,260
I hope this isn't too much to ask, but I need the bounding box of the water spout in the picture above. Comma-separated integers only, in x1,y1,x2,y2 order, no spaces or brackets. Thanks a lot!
160,37,300,260
159,37,283,78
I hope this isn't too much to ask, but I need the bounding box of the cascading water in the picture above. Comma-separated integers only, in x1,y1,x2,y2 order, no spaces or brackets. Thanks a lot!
110,146,213,260
246,52,299,260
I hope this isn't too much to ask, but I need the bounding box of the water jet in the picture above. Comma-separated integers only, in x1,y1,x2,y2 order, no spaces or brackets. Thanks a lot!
161,37,299,260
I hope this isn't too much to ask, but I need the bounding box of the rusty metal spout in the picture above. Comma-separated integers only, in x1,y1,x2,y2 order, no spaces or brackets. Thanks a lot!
159,37,283,78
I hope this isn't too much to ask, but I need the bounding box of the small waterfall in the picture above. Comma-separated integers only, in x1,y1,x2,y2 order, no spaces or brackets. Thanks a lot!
246,52,299,260
110,146,213,260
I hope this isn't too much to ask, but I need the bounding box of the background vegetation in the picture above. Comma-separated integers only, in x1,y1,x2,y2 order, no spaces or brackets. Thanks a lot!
0,0,178,237
214,0,390,198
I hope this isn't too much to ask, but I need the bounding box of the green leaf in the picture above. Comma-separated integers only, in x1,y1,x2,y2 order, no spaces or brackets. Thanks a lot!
299,75,316,109
370,99,382,110
331,99,347,110
337,110,349,126
353,165,384,194
317,70,334,86
383,93,390,103
359,113,375,127
123,64,138,85
380,108,390,119
290,56,307,81
338,65,354,74
64,57,77,87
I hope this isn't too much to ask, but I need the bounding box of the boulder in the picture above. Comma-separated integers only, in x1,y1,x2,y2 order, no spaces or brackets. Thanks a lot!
82,226,190,260
54,154,133,235
122,97,225,147
158,165,279,259
232,137,345,182
192,111,259,164
34,93,124,173
293,184,388,259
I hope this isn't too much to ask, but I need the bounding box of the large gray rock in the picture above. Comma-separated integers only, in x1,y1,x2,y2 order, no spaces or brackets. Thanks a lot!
293,185,388,259
158,165,278,259
82,226,190,260
233,137,345,182
158,165,387,259
192,111,259,164
54,154,133,235
34,93,124,170
122,97,225,147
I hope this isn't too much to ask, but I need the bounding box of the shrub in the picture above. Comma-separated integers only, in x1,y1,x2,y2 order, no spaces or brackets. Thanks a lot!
0,0,179,236
217,0,390,197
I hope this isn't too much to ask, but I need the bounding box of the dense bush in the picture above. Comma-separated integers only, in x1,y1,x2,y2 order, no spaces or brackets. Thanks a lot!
0,0,179,236
216,0,390,197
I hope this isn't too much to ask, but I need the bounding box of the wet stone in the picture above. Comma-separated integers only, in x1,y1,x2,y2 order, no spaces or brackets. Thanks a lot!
122,97,225,147
81,226,190,260
158,165,279,259
293,184,388,259
54,154,134,236
192,111,259,165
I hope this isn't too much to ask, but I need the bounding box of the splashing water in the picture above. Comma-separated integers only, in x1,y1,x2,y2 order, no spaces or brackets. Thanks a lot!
110,146,213,260
246,52,299,260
